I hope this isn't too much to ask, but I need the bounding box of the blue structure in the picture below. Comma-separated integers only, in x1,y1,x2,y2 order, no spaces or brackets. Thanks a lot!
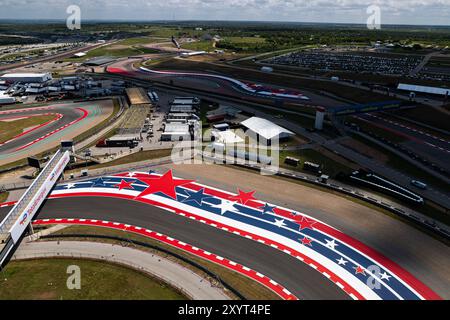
332,100,403,116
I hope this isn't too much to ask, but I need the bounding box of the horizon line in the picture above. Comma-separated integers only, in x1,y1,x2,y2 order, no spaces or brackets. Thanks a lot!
0,18,449,28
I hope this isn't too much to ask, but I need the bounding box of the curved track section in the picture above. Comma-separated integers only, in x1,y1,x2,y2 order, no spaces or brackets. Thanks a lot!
1,170,441,300
0,101,113,166
107,64,309,101
138,67,310,101
33,218,296,300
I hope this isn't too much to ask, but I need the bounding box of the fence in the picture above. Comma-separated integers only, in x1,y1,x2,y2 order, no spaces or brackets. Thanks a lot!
239,161,450,239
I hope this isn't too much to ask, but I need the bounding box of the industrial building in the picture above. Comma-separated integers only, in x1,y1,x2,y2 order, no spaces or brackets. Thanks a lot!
206,106,241,123
161,123,191,142
0,73,52,83
397,83,450,96
166,113,193,123
171,97,200,106
241,117,295,142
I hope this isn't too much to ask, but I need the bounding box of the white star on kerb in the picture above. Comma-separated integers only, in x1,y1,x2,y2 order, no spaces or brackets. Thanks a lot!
274,219,286,228
211,200,238,215
337,258,348,266
65,183,76,189
127,172,137,177
325,239,339,250
380,272,392,281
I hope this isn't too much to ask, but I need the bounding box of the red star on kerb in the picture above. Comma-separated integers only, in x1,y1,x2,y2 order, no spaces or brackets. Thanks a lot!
355,266,366,275
114,179,135,191
297,216,317,231
136,170,194,200
301,237,313,246
229,189,257,205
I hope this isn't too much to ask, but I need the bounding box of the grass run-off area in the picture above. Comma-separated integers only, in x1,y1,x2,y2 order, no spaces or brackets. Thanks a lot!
0,100,120,172
0,258,187,300
50,225,280,300
0,114,55,144
0,191,9,203
67,149,173,174
280,148,354,178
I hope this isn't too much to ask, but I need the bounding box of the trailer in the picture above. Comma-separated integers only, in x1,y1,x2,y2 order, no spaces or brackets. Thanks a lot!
96,136,139,148
147,91,159,103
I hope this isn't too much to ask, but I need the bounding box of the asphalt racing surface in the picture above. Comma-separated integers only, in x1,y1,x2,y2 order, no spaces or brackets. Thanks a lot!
0,197,349,300
107,59,343,109
0,101,113,166
0,106,81,152
358,113,450,172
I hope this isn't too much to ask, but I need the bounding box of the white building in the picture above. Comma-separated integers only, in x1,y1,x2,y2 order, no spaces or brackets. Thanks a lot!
180,51,207,58
161,123,191,142
171,97,200,105
398,83,450,96
212,130,244,145
73,52,87,58
0,73,52,83
0,92,16,104
241,117,295,142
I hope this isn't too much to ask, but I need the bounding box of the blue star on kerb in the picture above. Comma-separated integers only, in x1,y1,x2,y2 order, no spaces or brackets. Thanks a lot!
262,203,276,214
182,188,214,206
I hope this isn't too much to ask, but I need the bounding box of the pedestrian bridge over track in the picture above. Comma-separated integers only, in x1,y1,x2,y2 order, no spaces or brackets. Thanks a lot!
0,149,70,267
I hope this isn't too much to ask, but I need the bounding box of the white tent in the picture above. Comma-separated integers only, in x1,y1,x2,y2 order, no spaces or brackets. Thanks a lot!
241,117,295,140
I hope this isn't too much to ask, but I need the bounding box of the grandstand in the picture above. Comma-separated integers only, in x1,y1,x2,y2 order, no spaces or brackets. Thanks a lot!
117,105,149,138
125,87,152,106
119,87,154,138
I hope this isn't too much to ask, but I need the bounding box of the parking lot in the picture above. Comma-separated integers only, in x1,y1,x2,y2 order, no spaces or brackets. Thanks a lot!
267,50,422,76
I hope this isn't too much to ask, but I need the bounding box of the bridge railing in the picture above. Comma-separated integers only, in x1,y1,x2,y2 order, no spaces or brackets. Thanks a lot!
0,150,70,242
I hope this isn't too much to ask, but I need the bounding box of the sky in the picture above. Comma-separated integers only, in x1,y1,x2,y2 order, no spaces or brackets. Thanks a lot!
0,0,449,26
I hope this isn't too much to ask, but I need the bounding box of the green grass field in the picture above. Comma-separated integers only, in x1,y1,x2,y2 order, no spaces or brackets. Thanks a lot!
0,192,9,203
182,40,215,52
67,149,173,175
182,36,266,53
0,114,55,144
115,37,166,46
225,36,266,44
0,259,187,300
66,38,163,62
280,149,354,178
51,225,280,300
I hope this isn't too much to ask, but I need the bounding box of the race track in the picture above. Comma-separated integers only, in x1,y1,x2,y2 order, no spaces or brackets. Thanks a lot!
30,197,348,300
107,59,342,109
1,169,445,300
0,101,114,166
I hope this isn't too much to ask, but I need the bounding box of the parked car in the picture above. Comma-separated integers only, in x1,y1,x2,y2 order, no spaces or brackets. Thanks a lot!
411,180,428,190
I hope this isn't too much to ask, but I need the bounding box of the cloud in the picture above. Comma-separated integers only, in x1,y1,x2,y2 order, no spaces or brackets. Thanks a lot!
0,0,449,25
